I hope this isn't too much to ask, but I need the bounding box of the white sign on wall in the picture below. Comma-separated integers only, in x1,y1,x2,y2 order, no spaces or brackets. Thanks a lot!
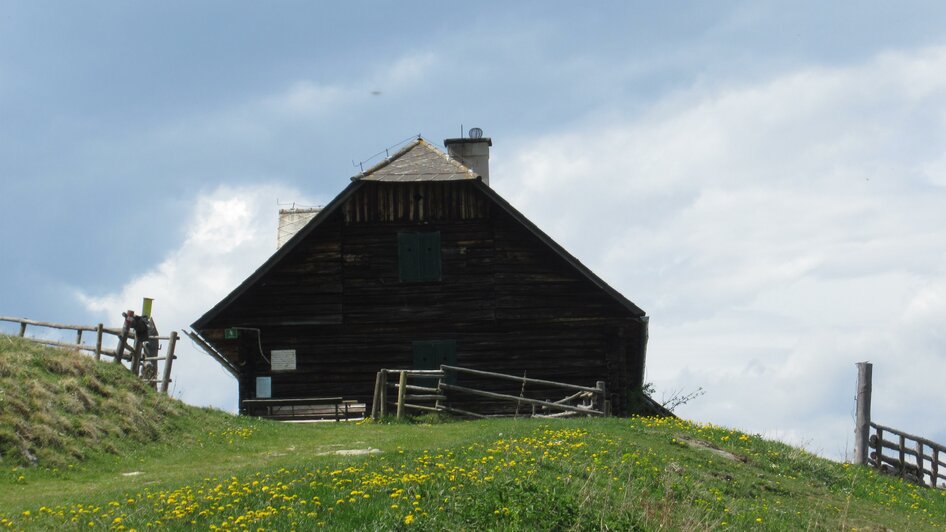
271,349,297,371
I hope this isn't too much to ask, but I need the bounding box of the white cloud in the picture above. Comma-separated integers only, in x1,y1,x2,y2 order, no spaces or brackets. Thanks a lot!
494,44,946,458
78,184,316,411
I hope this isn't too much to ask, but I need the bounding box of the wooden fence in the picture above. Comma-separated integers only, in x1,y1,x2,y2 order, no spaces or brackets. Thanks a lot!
854,361,945,489
0,315,178,394
869,423,946,488
371,365,609,420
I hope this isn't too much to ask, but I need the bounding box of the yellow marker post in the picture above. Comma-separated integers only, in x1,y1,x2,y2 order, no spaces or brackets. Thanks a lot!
141,298,154,317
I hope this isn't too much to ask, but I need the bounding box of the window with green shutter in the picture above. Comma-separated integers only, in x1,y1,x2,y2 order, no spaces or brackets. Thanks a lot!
412,340,457,387
398,231,441,282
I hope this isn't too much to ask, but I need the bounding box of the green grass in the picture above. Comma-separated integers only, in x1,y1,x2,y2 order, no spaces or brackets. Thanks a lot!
1,336,945,530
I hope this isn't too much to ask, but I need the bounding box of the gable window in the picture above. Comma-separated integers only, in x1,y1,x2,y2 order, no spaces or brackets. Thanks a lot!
398,231,441,282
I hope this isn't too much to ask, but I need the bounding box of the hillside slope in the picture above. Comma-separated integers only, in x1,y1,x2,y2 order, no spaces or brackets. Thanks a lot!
0,335,225,468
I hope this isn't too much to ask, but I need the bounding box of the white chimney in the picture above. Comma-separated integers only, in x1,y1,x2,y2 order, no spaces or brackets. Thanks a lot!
277,207,320,249
444,128,492,185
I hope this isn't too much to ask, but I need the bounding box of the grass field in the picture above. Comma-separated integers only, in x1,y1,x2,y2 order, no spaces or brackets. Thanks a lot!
1,336,945,530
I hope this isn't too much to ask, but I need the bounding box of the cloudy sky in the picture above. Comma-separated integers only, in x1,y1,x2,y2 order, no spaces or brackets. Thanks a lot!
2,1,945,459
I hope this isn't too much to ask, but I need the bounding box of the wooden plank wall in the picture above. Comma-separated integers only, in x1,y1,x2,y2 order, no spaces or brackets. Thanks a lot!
200,181,645,415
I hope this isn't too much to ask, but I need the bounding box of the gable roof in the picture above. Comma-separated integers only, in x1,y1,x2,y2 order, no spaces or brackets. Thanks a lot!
191,138,645,330
353,138,476,182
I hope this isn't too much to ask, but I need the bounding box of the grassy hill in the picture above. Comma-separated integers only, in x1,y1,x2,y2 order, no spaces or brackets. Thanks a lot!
1,335,944,530
0,334,227,468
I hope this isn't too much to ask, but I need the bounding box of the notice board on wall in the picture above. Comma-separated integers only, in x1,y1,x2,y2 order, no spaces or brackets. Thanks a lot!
271,349,296,371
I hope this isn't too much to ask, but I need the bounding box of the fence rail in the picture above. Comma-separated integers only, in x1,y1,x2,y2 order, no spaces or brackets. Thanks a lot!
1,315,177,394
854,361,945,489
370,365,609,420
869,422,946,488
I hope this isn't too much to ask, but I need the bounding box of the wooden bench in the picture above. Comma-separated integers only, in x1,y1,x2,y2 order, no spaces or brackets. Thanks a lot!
241,397,363,421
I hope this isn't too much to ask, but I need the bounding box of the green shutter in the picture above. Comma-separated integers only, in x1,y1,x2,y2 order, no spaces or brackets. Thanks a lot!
398,232,420,282
412,340,456,386
399,231,441,282
412,341,437,370
419,232,442,281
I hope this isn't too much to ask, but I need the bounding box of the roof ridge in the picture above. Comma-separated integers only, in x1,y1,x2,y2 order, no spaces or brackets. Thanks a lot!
351,135,478,182
351,137,423,181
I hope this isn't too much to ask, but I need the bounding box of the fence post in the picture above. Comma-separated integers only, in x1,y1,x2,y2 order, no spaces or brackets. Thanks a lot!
75,329,82,345
899,434,907,479
379,370,388,418
115,323,129,364
933,449,940,489
434,368,445,412
854,362,873,465
396,371,407,420
94,324,104,361
596,380,609,417
371,371,383,419
131,337,143,376
873,426,883,469
160,331,178,394
18,322,26,337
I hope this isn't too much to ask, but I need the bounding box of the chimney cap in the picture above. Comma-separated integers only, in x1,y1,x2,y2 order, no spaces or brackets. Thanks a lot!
444,137,492,147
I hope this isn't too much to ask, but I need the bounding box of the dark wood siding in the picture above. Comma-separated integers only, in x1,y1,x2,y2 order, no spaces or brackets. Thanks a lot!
199,180,646,415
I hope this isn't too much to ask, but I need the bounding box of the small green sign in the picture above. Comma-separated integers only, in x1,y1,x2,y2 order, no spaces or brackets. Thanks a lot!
224,328,239,339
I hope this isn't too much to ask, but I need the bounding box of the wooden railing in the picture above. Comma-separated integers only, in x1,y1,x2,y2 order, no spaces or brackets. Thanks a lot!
0,316,178,394
371,369,446,419
869,422,946,489
853,362,944,489
371,365,609,420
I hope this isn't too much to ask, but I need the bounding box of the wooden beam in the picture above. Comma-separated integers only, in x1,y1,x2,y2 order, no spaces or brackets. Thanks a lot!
439,383,603,416
405,394,447,402
440,364,599,394
597,380,609,417
379,370,388,417
160,331,178,394
871,422,946,454
402,403,440,413
114,323,129,365
184,330,241,380
94,324,104,361
21,337,118,357
371,372,383,419
438,405,486,419
396,371,407,420
854,362,872,465
0,316,100,333
130,337,144,376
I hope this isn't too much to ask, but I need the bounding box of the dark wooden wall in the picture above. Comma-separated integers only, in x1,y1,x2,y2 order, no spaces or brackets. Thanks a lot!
199,181,647,415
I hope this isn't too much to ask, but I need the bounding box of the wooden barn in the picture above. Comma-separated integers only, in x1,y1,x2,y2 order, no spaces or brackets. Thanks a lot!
190,135,650,417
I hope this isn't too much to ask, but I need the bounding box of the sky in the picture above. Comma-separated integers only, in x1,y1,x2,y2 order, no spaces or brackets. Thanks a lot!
2,1,946,459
